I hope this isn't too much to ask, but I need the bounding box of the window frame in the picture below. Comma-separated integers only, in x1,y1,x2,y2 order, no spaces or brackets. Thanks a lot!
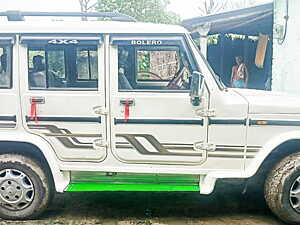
111,34,198,93
27,46,67,90
0,39,13,89
76,46,98,82
23,35,102,91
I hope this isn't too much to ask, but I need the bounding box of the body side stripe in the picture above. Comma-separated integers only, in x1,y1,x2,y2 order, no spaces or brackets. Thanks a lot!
208,119,246,125
26,116,101,123
0,115,16,122
115,119,204,125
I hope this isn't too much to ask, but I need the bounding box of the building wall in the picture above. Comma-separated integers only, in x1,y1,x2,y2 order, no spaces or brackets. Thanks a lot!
272,0,300,95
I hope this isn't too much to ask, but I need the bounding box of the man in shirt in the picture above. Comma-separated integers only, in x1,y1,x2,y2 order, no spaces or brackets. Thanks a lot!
30,55,46,88
231,56,249,88
0,53,10,88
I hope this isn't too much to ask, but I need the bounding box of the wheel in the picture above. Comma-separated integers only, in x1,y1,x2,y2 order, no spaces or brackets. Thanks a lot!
265,152,300,224
0,154,53,220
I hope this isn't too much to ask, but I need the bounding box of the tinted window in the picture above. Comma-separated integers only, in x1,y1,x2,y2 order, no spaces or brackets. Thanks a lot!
28,45,98,90
137,50,180,81
0,45,12,88
118,45,192,91
77,47,98,80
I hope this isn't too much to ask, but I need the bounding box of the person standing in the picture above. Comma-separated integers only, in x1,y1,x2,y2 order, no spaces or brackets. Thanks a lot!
231,56,249,88
0,53,10,88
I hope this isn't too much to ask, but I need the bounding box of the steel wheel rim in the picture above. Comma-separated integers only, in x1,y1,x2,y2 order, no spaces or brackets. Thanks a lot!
0,169,34,211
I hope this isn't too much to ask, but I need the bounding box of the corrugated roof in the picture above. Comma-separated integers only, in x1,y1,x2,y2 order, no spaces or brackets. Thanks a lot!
182,3,273,36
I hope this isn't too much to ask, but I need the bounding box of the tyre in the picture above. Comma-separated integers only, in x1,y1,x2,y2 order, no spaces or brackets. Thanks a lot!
0,154,53,220
265,152,300,224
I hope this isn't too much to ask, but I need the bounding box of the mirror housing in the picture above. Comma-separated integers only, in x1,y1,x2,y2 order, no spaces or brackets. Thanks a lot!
190,71,205,106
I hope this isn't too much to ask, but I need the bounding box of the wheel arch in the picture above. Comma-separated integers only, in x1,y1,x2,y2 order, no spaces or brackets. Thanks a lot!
246,132,300,179
0,132,69,192
253,139,300,177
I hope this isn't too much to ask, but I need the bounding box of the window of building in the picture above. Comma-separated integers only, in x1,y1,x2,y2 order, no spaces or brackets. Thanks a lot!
0,45,12,89
118,44,193,91
28,45,98,90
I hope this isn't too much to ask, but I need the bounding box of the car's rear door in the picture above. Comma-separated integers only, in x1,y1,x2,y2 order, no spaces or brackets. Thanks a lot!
19,34,107,162
0,36,17,130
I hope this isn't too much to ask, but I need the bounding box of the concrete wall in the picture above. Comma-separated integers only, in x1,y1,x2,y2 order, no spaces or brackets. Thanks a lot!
272,0,300,95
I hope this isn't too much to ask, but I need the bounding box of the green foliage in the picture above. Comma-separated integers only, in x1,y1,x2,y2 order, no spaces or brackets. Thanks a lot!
208,35,219,45
47,50,66,78
137,51,150,72
95,0,180,24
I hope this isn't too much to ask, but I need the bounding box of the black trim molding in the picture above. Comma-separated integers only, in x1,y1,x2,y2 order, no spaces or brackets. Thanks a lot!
26,116,101,123
115,119,203,125
208,119,246,125
0,115,16,122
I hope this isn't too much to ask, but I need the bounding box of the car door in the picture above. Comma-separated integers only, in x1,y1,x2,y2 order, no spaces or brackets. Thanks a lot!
109,35,208,165
0,36,17,129
19,34,107,162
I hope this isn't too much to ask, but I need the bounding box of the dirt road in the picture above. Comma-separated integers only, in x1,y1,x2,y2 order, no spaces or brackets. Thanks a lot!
0,180,285,225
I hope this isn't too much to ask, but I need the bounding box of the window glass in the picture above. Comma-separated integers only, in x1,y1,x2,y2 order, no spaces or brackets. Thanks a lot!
48,50,66,79
76,47,98,80
118,45,192,91
28,45,98,90
0,45,12,88
137,50,179,81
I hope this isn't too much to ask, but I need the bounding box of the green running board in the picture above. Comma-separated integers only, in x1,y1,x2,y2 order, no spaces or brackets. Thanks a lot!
65,183,200,192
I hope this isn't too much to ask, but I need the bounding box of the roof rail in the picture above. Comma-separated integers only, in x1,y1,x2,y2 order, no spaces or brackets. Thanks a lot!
0,11,136,22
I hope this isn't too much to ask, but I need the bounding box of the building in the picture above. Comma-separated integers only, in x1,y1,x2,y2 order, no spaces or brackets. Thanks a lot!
183,1,299,95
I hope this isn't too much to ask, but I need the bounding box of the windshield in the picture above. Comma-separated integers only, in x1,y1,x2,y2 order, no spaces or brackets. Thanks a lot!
186,35,226,90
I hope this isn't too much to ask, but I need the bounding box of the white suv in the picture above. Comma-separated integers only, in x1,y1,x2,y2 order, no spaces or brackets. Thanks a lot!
0,11,299,224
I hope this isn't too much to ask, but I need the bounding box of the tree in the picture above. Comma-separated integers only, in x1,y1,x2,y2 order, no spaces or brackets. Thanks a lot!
226,0,257,10
78,0,98,12
95,0,180,24
78,0,97,20
197,0,259,16
198,0,228,16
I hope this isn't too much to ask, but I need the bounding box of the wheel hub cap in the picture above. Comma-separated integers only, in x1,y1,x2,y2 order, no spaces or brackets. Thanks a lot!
0,169,34,210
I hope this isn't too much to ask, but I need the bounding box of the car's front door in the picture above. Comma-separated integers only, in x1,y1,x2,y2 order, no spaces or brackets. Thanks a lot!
109,35,208,165
19,34,107,162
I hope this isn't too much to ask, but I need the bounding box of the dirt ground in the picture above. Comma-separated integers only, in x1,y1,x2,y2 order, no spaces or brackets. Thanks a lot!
0,180,286,225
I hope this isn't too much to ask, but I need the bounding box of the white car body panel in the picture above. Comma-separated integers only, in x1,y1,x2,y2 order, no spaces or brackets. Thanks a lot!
233,88,300,114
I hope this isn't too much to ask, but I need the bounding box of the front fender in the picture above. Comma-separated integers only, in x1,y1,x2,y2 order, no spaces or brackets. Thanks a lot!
245,130,300,177
203,131,300,183
0,130,69,192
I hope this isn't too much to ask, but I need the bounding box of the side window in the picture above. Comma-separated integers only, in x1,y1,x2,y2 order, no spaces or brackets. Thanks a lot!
136,50,179,81
76,47,98,80
117,43,193,91
28,45,98,90
0,45,12,89
48,50,66,79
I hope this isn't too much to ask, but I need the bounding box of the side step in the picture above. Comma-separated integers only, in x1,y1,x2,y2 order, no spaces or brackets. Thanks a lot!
66,183,200,192
65,172,202,192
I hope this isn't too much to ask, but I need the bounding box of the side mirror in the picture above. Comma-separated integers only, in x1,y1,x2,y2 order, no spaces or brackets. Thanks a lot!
190,71,205,106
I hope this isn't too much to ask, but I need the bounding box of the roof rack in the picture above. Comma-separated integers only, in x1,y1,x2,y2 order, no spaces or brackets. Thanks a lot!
0,11,136,22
